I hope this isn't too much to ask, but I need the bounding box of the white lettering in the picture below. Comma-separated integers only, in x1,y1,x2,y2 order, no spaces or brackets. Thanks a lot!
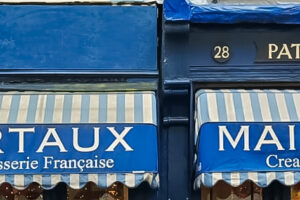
277,44,292,59
254,126,284,151
9,128,35,153
36,128,67,153
266,154,278,168
73,127,100,152
105,127,133,152
31,160,38,169
291,44,300,59
289,125,296,150
106,159,114,168
218,126,250,151
0,131,4,154
269,44,278,59
43,156,54,169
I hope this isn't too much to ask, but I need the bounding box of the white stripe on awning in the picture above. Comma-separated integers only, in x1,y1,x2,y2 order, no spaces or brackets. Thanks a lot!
194,89,300,189
0,91,158,189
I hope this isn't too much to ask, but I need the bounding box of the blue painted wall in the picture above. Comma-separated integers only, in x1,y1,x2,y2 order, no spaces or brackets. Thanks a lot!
0,5,157,72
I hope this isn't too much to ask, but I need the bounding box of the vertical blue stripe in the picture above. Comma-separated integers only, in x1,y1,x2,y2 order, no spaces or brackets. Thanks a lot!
134,93,143,123
26,95,38,123
62,95,72,123
257,172,267,187
239,172,248,184
116,93,125,123
116,174,125,185
294,172,300,185
43,95,55,123
152,94,157,125
200,93,210,123
80,95,90,123
285,92,298,121
61,174,70,186
5,175,14,185
151,174,159,188
203,173,213,187
135,173,144,187
24,175,33,187
8,95,20,123
98,174,107,188
42,175,51,188
250,92,263,121
232,91,245,121
216,92,227,121
275,172,285,185
267,92,280,121
79,174,88,188
99,94,107,123
222,173,231,186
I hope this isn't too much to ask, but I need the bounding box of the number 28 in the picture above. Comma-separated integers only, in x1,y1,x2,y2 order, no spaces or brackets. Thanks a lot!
214,46,230,59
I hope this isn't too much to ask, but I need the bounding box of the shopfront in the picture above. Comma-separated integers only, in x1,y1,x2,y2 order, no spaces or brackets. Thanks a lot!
195,89,300,199
162,0,300,199
0,3,160,200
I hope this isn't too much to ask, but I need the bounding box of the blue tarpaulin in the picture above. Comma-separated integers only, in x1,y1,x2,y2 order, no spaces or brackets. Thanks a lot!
164,0,300,24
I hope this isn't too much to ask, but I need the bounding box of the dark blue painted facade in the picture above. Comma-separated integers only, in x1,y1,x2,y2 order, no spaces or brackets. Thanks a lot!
163,23,300,83
0,5,157,73
162,22,300,199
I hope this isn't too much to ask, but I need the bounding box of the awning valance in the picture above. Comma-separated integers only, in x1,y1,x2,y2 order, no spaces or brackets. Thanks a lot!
0,91,158,189
194,89,300,189
195,171,300,188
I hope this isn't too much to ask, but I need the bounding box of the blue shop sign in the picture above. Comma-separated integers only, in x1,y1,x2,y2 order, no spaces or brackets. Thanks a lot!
197,122,300,174
0,124,158,174
0,5,157,72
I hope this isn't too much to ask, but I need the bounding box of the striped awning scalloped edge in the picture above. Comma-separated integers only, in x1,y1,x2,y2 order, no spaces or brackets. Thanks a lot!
194,89,300,189
194,172,300,189
8,172,159,189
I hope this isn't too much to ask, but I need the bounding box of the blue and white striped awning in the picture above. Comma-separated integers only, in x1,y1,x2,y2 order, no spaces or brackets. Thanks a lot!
194,89,300,189
0,91,158,189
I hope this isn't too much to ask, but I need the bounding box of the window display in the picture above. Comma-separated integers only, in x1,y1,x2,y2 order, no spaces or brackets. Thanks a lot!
201,181,262,200
0,183,42,200
291,183,300,200
67,182,127,200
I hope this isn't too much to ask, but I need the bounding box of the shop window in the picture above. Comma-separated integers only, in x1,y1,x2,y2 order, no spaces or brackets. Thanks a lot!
0,183,43,200
291,182,300,200
262,181,290,200
67,182,128,200
201,181,262,200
